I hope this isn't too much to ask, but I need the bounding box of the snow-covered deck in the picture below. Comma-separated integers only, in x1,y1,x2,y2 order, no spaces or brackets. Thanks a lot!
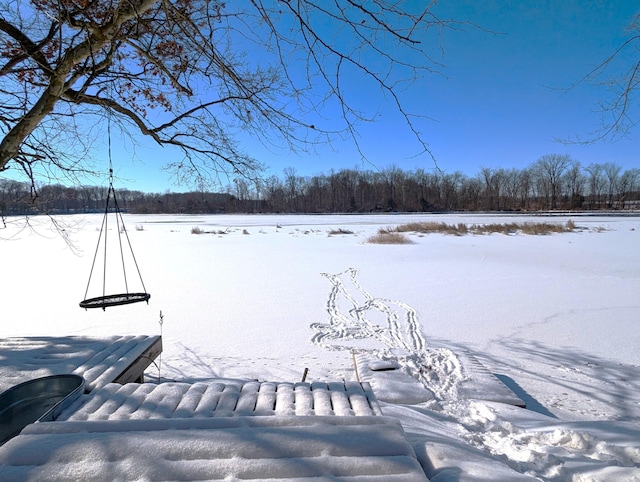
59,379,382,420
0,335,162,393
0,416,428,481
0,336,431,480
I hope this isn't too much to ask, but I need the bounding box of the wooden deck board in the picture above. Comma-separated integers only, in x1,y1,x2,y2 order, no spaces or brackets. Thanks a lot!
58,380,382,420
0,336,162,393
111,336,162,385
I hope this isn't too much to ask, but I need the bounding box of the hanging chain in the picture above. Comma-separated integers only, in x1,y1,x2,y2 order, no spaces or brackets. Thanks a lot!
108,109,114,187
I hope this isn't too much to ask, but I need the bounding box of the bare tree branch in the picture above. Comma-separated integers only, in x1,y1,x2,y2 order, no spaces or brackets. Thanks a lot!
565,13,640,143
1,0,458,188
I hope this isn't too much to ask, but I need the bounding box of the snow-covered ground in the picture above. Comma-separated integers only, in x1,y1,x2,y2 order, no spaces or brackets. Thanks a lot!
1,212,639,480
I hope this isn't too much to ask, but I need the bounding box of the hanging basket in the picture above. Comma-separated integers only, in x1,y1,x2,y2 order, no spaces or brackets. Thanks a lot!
79,292,151,310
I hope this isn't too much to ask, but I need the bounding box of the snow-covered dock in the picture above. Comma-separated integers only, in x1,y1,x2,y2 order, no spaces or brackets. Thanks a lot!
355,352,526,407
0,336,431,480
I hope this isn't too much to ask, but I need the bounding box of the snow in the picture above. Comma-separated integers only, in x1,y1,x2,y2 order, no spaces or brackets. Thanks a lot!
58,380,381,420
1,212,640,480
0,417,428,481
0,335,159,392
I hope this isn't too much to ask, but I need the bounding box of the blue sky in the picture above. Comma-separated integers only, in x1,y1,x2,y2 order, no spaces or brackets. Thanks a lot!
112,1,638,193
6,1,639,193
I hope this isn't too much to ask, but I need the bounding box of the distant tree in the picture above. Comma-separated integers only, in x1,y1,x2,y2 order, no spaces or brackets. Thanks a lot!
617,168,640,208
0,0,451,192
563,160,585,209
479,167,503,210
383,166,405,211
584,163,605,209
518,168,533,210
532,154,572,210
412,168,432,211
263,174,285,212
232,177,251,211
440,171,462,211
602,161,622,207
459,176,482,211
283,167,303,212
503,168,524,210
306,174,327,213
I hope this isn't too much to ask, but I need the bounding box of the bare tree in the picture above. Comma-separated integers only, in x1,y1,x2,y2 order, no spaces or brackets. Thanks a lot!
503,168,524,210
532,154,572,210
283,166,304,212
563,160,585,209
602,161,622,208
618,168,640,208
0,1,452,192
584,163,605,209
458,176,481,211
479,167,504,211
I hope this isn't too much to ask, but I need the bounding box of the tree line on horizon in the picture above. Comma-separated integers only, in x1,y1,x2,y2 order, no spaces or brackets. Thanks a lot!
1,154,639,216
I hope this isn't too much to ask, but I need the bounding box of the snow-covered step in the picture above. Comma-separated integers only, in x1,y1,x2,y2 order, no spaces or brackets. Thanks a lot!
0,336,162,393
0,416,428,481
58,380,383,420
75,335,162,389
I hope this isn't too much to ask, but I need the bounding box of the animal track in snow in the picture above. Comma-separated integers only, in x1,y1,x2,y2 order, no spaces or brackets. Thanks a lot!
311,268,463,401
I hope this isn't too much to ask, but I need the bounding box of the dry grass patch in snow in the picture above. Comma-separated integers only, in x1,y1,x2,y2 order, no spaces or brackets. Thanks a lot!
383,222,469,236
328,228,354,236
384,220,576,236
191,227,230,235
366,232,413,244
